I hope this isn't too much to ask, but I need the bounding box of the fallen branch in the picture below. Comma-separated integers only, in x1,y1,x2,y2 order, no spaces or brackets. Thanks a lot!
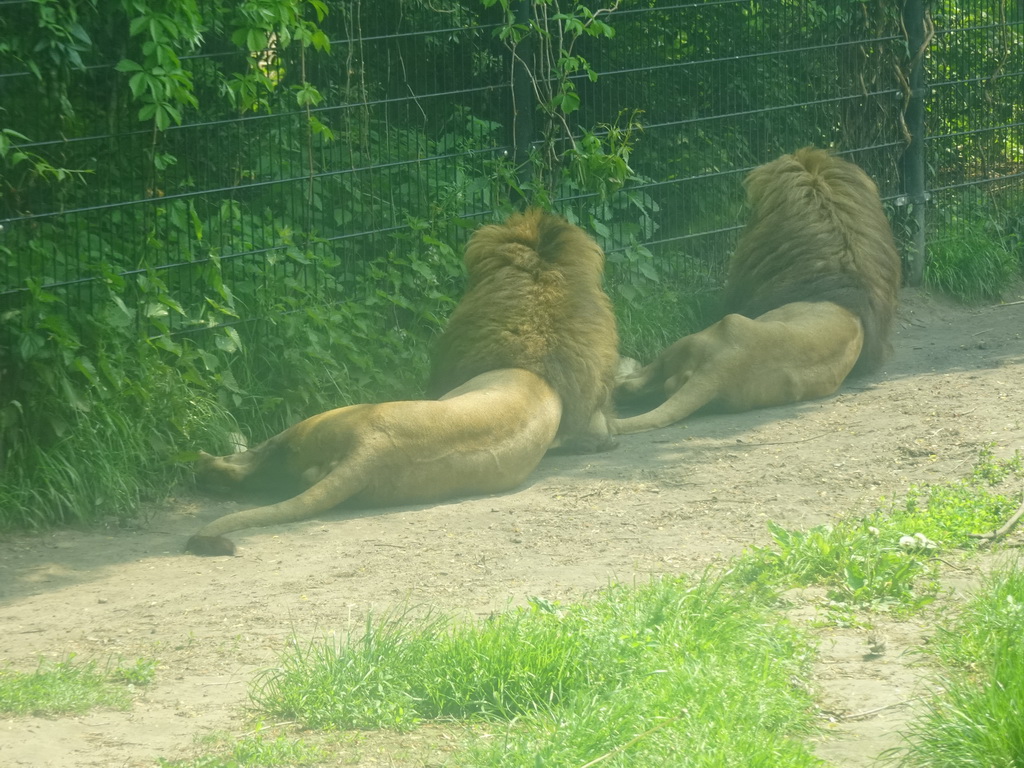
837,697,920,722
967,498,1024,546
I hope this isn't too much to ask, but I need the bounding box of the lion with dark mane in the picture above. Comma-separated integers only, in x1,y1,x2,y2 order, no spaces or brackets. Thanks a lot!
427,207,619,453
614,147,901,434
187,208,617,555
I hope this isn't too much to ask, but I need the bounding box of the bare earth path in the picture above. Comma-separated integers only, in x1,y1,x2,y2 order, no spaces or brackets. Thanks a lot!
2,287,1023,767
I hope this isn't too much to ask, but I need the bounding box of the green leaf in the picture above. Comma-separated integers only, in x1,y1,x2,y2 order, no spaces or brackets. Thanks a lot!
157,294,186,316
153,152,177,170
308,0,329,22
189,202,204,241
128,72,150,98
559,91,580,114
638,261,660,282
246,29,269,53
128,16,150,37
17,332,45,361
73,356,100,386
215,327,242,354
60,376,91,413
149,334,182,356
115,58,143,73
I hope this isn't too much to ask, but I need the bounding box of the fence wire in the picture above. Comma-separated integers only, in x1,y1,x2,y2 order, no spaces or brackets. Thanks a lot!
1,1,1021,340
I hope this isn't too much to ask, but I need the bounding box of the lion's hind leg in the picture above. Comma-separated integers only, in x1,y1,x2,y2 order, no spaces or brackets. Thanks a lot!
612,374,719,434
186,456,371,556
611,328,726,435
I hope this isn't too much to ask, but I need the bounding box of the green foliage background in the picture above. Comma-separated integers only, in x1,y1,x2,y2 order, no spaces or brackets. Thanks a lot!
1,0,1021,529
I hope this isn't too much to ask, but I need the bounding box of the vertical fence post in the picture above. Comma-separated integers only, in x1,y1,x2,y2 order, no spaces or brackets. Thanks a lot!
901,0,929,286
511,0,535,180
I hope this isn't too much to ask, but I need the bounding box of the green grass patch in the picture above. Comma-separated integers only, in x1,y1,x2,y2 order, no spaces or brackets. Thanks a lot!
0,655,155,716
729,519,939,612
729,447,1023,614
887,562,1024,767
157,725,327,768
614,284,720,364
924,220,1019,303
880,447,1024,548
252,575,822,766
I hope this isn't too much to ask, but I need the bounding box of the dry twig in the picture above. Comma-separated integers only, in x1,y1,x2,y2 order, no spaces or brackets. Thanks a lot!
967,498,1024,546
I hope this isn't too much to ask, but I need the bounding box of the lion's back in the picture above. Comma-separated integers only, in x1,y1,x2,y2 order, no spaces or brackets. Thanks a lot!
723,147,901,372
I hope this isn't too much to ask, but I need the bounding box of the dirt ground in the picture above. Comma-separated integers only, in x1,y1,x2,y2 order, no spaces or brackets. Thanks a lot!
2,286,1023,768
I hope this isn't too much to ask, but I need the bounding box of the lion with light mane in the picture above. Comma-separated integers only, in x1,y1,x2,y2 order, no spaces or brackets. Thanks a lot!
188,209,616,555
427,207,619,453
614,147,901,434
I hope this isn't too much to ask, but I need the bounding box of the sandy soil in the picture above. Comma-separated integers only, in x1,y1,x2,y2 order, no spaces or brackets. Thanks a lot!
1,286,1023,767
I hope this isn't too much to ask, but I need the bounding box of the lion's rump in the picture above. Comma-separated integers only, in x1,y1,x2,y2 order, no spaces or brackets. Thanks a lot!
722,147,901,372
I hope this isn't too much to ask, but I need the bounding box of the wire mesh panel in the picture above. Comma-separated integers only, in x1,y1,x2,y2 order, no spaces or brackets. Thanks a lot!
567,1,907,289
1,1,1021,344
926,0,1024,298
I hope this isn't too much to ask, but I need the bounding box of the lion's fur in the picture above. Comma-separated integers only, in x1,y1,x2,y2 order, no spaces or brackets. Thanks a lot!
427,208,619,453
723,147,901,373
187,369,561,556
613,303,864,434
614,148,900,434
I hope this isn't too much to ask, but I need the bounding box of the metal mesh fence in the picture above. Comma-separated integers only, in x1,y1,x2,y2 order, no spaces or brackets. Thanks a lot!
1,1,1022,342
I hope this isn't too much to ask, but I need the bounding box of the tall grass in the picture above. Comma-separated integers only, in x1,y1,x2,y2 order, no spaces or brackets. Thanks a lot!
614,284,721,363
889,563,1024,767
924,220,1019,303
0,369,238,530
252,575,822,766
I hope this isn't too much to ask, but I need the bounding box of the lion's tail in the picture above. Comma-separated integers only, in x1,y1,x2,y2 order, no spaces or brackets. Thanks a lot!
186,460,369,556
612,382,716,435
612,356,719,435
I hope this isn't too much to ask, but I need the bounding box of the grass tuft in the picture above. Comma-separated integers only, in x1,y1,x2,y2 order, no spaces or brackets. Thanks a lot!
613,285,721,364
924,221,1019,303
729,446,1023,614
0,368,240,531
0,655,153,716
884,447,1024,548
157,724,326,767
887,563,1024,767
252,574,822,766
729,519,939,611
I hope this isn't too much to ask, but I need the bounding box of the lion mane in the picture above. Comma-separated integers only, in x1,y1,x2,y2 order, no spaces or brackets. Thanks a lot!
614,147,901,434
427,208,619,453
